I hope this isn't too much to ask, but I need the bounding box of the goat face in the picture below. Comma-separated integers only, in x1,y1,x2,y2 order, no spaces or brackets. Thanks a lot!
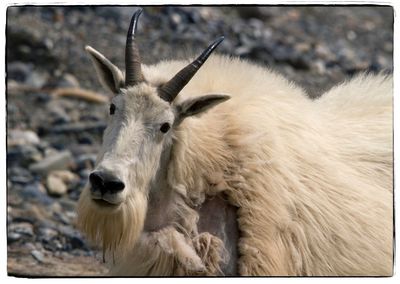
90,84,174,209
77,9,229,253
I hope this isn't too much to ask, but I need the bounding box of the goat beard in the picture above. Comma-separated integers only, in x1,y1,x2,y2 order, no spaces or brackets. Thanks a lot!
76,187,147,255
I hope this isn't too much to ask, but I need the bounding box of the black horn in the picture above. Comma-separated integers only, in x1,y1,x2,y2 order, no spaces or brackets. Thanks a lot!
158,36,225,103
125,8,144,87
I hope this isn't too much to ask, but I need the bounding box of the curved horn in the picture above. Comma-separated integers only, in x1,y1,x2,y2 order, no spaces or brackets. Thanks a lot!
158,36,225,103
125,8,144,87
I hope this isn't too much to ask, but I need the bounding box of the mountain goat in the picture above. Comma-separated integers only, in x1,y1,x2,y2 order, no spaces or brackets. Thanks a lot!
77,9,393,276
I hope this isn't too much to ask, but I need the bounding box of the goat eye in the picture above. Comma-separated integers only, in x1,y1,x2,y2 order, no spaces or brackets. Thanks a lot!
109,103,116,115
160,122,171,133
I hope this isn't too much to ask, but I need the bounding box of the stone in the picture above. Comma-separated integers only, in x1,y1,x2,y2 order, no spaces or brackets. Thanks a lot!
7,61,33,82
79,168,91,179
51,170,79,184
59,199,78,212
77,135,94,145
57,73,80,88
18,182,54,206
7,144,43,167
236,7,273,20
57,225,89,251
67,188,82,201
37,227,58,242
46,173,68,196
294,42,311,53
315,43,334,61
8,222,34,238
33,92,52,103
31,250,45,263
7,193,23,206
29,150,73,176
70,236,86,250
8,129,41,147
346,30,357,41
8,232,22,243
25,70,49,88
53,211,70,225
49,104,72,125
75,153,97,171
49,121,107,134
234,45,252,56
44,38,54,49
8,166,34,185
312,60,327,75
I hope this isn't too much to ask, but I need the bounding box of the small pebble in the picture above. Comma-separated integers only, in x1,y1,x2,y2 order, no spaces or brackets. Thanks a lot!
8,129,40,147
29,150,73,176
8,222,34,238
31,250,45,263
46,173,68,196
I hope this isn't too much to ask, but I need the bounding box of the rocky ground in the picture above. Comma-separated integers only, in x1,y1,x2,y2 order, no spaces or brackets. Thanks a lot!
6,6,393,277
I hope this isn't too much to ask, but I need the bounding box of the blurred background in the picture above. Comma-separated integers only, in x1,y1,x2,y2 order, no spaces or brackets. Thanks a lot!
6,6,393,276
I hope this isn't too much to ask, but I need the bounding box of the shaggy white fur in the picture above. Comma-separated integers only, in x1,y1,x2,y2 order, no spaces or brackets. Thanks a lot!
77,54,393,276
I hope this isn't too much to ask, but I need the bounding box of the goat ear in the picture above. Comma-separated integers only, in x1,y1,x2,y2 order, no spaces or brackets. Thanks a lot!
176,94,230,121
85,46,124,94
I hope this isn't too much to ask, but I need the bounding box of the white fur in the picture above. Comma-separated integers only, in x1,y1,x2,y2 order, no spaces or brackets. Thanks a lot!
77,54,393,276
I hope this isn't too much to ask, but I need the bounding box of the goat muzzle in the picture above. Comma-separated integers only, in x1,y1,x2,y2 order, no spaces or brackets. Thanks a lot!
89,170,125,206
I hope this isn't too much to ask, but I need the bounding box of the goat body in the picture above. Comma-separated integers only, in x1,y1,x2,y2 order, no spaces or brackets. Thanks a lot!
136,56,393,275
77,10,393,276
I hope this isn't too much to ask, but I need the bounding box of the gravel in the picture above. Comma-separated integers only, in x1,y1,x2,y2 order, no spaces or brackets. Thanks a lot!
29,150,74,176
6,5,393,277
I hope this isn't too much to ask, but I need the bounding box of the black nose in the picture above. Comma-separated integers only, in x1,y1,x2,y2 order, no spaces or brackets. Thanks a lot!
89,171,125,195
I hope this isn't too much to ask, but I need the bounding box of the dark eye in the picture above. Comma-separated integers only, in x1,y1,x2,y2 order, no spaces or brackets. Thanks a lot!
160,122,171,133
109,103,116,115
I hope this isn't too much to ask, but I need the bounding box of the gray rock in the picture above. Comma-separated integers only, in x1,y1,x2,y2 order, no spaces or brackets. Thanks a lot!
59,198,78,212
79,168,91,179
57,225,88,251
8,232,22,243
31,250,45,263
25,70,49,88
7,144,43,168
312,60,327,75
315,43,335,61
49,104,72,125
8,129,41,146
346,30,357,41
44,37,54,49
75,153,97,171
67,187,82,201
38,226,59,242
69,235,86,250
8,222,34,238
56,73,80,88
49,121,107,134
53,211,70,225
234,45,252,56
236,7,273,20
7,61,33,82
18,183,54,206
29,150,73,176
7,193,23,207
7,23,57,65
8,167,34,185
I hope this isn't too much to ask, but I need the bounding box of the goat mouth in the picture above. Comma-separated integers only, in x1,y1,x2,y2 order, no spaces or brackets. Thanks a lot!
92,198,121,209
